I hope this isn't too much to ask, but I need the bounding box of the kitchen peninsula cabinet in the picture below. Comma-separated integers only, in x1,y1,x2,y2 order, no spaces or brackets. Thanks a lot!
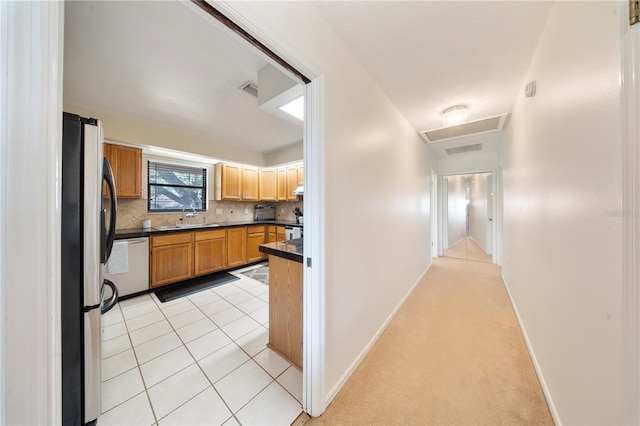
246,225,266,263
227,227,247,267
194,229,227,276
259,239,304,367
150,233,193,288
104,143,142,198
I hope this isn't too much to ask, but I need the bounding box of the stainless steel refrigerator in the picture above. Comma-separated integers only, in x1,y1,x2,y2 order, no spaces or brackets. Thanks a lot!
61,112,119,425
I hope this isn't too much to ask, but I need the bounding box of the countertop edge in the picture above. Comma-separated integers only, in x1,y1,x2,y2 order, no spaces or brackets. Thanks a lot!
115,220,303,240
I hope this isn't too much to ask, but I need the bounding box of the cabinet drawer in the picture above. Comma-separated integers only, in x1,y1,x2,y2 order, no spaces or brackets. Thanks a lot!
195,229,226,241
151,232,193,247
246,225,265,235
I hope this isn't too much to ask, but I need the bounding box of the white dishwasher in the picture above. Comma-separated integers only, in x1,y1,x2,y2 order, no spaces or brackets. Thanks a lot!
104,237,149,298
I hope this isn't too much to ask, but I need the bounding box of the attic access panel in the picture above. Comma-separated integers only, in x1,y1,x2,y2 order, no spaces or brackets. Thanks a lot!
421,114,509,143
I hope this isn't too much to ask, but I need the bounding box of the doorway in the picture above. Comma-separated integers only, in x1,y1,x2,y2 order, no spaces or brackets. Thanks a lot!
442,172,493,263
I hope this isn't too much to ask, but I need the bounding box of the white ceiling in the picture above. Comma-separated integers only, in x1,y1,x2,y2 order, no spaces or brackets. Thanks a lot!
63,1,303,154
65,1,553,160
313,1,553,157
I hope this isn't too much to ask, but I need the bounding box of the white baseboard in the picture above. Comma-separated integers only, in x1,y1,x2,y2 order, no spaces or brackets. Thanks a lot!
501,273,561,425
325,263,432,405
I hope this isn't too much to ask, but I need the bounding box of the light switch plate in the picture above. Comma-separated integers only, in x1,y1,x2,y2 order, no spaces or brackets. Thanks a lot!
244,208,248,214
216,208,222,214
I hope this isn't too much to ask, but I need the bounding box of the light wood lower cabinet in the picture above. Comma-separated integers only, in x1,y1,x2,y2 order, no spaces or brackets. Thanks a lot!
268,255,303,367
150,233,193,288
246,225,266,263
194,229,227,276
267,225,286,243
227,227,247,268
149,225,281,289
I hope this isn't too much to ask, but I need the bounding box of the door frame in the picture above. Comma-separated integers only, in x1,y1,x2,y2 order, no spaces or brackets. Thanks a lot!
440,169,497,264
185,1,327,416
431,170,438,258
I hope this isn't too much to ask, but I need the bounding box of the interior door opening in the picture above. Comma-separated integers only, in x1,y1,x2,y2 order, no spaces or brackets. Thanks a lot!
442,172,493,263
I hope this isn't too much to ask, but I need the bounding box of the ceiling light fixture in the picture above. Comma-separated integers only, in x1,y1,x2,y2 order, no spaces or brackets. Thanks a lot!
442,104,468,127
278,95,304,121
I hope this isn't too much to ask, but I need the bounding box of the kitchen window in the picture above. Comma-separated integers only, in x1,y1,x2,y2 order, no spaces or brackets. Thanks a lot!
147,161,207,212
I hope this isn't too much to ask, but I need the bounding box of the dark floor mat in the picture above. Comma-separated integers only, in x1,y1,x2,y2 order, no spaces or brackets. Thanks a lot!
154,271,240,303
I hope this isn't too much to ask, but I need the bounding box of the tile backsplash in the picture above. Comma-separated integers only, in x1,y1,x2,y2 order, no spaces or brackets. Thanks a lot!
116,199,303,229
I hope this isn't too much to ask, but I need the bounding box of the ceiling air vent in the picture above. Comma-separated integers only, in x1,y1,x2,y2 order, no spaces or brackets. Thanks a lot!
421,113,509,143
239,81,258,97
445,143,482,156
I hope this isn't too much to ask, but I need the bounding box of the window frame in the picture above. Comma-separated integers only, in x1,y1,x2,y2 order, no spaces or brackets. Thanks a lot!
147,160,208,213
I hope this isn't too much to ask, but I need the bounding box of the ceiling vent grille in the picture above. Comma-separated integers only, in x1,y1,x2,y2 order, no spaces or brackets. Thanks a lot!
445,143,482,156
421,113,508,143
239,81,258,97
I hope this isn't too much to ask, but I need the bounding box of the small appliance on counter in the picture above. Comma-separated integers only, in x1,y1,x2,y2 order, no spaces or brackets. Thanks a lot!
255,204,276,222
293,207,303,224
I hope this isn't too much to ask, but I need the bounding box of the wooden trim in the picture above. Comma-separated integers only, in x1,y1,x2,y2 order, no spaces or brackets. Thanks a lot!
191,0,311,84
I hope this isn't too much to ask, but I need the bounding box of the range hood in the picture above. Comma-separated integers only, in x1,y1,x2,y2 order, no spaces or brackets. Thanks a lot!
293,186,304,196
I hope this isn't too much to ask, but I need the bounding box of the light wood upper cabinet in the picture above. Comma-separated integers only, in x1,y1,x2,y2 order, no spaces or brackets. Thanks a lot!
227,227,247,268
297,165,304,187
150,233,193,288
258,169,277,201
214,163,242,201
104,143,142,198
246,225,266,263
194,229,227,276
242,167,259,201
286,166,299,201
276,168,288,201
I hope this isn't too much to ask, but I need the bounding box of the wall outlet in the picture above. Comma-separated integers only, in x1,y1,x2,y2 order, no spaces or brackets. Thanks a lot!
216,208,222,214
281,208,284,214
244,208,249,214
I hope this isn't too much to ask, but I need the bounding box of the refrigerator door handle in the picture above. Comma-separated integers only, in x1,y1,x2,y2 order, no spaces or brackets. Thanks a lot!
101,279,118,314
102,157,117,263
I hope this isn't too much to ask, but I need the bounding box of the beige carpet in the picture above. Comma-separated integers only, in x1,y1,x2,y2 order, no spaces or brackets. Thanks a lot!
304,257,553,425
444,237,493,263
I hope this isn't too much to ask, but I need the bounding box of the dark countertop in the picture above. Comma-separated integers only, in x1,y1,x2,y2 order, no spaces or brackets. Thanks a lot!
115,219,303,240
259,238,303,263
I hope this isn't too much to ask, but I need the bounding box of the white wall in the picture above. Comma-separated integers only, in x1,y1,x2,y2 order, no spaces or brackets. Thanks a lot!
232,1,434,405
468,173,489,252
501,2,622,424
445,175,467,247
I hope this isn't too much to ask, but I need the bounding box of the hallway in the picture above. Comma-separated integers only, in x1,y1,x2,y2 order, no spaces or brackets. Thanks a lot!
306,257,552,425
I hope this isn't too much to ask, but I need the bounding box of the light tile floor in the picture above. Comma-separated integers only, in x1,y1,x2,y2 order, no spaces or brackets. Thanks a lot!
99,265,302,426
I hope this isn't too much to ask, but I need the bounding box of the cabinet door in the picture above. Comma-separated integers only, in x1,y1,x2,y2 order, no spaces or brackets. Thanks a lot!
286,166,298,201
150,242,192,288
215,163,242,201
105,143,142,198
276,226,285,242
297,165,304,186
276,168,287,201
258,169,277,201
227,227,247,268
267,225,277,243
242,167,259,201
246,225,266,263
194,238,227,276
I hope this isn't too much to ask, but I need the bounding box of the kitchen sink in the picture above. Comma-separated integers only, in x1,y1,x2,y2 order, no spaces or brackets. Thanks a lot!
156,223,220,231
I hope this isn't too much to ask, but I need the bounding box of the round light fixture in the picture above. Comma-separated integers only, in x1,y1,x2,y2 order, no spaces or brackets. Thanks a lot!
442,105,468,127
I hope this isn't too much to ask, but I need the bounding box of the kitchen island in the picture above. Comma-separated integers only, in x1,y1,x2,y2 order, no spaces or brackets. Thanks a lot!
259,238,303,367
